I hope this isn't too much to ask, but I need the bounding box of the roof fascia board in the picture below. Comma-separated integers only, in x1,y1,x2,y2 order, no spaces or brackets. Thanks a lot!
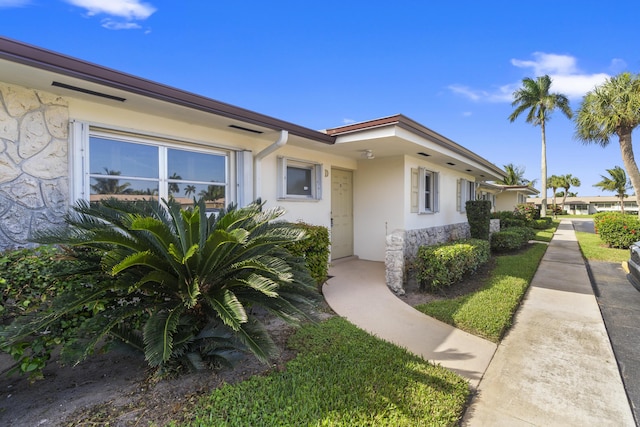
0,37,334,145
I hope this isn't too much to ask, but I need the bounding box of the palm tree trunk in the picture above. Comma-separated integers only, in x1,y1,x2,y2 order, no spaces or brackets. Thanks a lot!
620,194,625,214
540,121,547,217
618,128,640,217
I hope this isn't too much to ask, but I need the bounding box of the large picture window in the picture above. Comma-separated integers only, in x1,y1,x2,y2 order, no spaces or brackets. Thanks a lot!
82,129,230,213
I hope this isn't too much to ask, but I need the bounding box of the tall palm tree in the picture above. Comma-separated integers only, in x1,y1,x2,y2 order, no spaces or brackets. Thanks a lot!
497,163,534,186
509,75,573,217
593,166,631,214
559,174,581,213
548,174,563,214
575,72,640,217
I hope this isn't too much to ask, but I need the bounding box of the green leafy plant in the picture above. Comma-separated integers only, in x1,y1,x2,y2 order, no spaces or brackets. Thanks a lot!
466,200,492,240
2,198,320,374
514,203,540,222
593,212,640,248
0,246,106,380
283,222,329,291
490,231,523,252
415,239,490,291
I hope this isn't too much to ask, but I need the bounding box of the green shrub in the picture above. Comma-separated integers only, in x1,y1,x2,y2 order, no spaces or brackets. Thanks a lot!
593,212,640,249
2,199,320,376
490,231,523,252
415,239,490,291
514,203,540,221
504,226,535,242
501,218,527,229
0,246,107,379
466,200,492,240
531,219,551,229
283,222,330,291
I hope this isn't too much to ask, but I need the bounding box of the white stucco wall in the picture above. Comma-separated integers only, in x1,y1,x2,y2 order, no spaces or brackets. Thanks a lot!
403,155,473,230
353,156,404,261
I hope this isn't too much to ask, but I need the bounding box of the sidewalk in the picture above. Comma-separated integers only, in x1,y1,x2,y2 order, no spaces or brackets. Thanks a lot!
323,220,635,426
463,220,634,426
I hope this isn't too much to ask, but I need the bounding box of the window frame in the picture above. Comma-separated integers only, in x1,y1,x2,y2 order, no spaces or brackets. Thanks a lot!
71,122,235,211
277,156,323,201
458,178,477,213
418,167,439,214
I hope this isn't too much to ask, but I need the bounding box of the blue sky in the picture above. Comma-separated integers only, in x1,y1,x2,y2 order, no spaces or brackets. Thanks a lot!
2,0,639,196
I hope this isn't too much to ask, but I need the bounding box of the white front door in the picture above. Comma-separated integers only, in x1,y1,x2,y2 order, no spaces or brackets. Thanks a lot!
331,169,354,260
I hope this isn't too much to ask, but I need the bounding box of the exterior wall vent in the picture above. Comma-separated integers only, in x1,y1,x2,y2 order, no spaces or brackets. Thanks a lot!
51,81,126,102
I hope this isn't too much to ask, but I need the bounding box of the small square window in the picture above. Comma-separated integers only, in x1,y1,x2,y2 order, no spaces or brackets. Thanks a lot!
278,157,322,200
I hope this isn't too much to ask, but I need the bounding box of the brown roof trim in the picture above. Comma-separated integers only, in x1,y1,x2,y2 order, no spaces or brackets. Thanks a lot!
327,114,505,178
0,37,335,145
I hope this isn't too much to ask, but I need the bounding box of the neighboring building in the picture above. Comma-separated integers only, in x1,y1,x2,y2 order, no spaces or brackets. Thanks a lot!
477,183,539,212
529,196,639,215
0,37,505,293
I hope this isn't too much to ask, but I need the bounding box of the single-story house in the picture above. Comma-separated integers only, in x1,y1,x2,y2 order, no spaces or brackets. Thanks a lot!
476,183,540,212
529,196,638,215
0,37,505,294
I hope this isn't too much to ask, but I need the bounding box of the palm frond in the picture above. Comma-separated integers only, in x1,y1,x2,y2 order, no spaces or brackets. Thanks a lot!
143,305,186,367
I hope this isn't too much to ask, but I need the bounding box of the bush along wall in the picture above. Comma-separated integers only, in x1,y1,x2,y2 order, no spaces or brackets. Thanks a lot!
415,238,490,291
466,200,492,240
284,222,330,291
490,226,534,252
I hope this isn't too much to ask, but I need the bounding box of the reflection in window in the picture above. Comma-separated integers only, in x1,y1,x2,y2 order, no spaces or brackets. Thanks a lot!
88,135,227,212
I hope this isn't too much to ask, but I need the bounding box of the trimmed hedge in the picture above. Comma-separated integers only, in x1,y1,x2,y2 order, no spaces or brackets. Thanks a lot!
466,200,492,240
490,231,522,252
593,212,640,249
284,222,330,290
490,226,534,252
415,239,490,291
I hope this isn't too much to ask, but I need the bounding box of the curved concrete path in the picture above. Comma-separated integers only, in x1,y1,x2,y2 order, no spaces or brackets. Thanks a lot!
323,220,635,426
322,259,497,388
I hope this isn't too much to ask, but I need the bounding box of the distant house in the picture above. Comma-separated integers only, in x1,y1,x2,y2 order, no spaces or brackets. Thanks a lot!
477,183,539,212
0,37,505,293
529,196,638,215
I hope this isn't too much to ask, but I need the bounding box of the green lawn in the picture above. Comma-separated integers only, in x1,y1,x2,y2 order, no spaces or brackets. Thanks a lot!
575,231,629,263
181,317,469,427
178,223,557,426
415,243,548,342
532,220,560,242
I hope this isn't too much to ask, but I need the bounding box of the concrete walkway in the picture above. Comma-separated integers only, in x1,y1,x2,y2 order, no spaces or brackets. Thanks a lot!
323,259,497,388
463,220,634,426
323,220,635,426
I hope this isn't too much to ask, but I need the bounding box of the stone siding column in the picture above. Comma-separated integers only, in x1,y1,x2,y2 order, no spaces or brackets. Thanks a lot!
0,83,69,249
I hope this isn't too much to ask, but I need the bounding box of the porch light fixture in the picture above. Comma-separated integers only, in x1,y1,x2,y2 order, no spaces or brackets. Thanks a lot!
361,149,375,159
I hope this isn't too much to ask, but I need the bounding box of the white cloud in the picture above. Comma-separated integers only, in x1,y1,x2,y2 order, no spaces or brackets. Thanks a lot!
511,52,579,75
610,58,627,73
101,19,141,30
0,0,31,7
449,52,611,102
64,0,156,20
342,118,356,125
510,52,609,98
448,83,516,103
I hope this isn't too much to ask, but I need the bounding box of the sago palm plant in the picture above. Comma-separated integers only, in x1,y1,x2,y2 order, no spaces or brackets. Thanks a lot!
2,198,320,373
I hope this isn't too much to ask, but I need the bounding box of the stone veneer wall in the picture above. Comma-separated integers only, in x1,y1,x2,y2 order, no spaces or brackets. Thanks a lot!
0,83,70,250
385,218,500,295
